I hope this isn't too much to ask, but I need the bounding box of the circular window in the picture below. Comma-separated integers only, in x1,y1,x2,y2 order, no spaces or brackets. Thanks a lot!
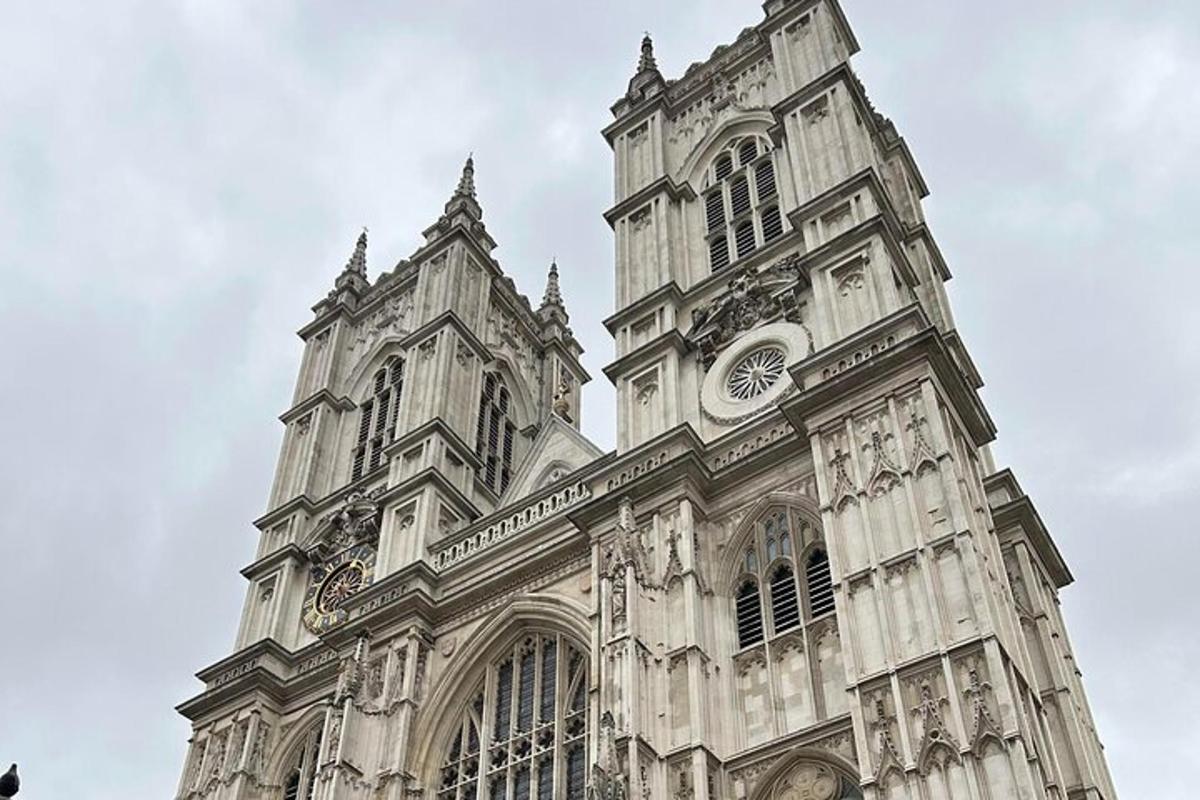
700,322,810,426
726,347,787,400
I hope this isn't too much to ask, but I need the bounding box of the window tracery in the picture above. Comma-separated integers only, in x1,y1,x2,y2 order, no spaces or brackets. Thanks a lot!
476,372,517,495
703,136,785,272
734,507,836,648
281,725,322,800
352,355,405,480
438,633,588,800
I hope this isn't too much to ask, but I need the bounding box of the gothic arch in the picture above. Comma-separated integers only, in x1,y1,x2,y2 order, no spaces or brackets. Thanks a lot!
265,705,328,787
749,748,863,800
718,491,824,591
345,339,409,400
407,593,591,792
677,110,776,187
478,353,538,433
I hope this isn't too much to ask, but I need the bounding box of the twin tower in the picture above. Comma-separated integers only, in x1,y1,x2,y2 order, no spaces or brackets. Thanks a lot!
174,3,1118,800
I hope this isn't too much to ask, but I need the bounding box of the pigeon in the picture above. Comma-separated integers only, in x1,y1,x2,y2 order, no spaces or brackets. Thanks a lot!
0,764,16,798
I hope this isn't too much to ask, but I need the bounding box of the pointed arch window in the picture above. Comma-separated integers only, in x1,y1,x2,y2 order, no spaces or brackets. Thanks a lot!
352,356,405,480
703,135,787,272
281,725,322,800
438,634,588,800
733,507,837,649
476,372,517,495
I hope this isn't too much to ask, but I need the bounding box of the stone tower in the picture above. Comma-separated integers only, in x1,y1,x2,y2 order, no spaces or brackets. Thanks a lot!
174,4,1118,800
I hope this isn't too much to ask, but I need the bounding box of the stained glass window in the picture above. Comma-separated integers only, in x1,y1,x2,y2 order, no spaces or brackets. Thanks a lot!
439,634,588,800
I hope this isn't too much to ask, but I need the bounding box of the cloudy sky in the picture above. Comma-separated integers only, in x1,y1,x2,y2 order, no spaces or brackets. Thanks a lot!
1,0,1197,797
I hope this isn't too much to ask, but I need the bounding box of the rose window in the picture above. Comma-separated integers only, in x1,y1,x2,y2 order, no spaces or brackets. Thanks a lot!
726,347,787,400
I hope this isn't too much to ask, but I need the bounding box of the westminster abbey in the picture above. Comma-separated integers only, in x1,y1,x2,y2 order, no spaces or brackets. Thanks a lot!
173,2,1118,799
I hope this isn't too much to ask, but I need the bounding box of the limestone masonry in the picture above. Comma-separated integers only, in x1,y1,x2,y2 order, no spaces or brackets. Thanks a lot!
173,3,1118,800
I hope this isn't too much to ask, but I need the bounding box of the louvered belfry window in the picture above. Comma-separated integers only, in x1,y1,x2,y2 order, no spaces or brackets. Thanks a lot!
438,634,588,800
702,135,786,272
351,356,405,480
734,507,837,650
476,372,517,495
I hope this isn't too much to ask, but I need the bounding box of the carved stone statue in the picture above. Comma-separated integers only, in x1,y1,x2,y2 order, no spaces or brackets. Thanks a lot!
552,380,573,422
686,254,808,368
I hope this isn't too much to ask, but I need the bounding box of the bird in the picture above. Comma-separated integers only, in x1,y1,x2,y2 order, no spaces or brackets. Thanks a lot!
0,764,17,798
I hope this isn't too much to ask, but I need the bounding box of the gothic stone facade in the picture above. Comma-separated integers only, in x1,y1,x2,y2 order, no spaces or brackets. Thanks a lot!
174,3,1118,800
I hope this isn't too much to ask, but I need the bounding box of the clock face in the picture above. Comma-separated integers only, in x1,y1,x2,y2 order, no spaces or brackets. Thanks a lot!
302,543,375,634
316,561,367,613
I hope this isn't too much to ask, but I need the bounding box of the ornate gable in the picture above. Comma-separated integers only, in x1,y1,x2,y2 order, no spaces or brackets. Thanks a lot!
498,414,605,505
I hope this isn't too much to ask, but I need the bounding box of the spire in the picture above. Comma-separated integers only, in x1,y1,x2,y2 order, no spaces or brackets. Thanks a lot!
625,32,665,106
539,259,569,326
453,154,476,201
637,33,658,73
344,227,368,277
543,260,563,307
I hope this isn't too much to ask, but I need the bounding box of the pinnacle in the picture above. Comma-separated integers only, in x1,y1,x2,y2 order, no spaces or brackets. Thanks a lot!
542,260,564,308
638,33,658,73
344,227,368,277
453,154,476,201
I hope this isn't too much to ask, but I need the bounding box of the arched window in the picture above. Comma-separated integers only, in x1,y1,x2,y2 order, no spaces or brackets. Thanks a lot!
281,725,322,800
352,356,405,480
702,135,785,272
476,372,516,495
438,634,588,800
733,507,836,649
805,549,835,618
736,580,764,648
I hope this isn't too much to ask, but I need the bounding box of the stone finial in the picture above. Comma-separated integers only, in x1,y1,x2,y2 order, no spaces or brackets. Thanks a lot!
454,154,476,201
543,260,563,307
345,227,368,277
637,33,658,73
539,259,569,326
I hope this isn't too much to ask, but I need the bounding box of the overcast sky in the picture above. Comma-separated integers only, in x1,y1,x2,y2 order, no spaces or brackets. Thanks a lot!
1,1,1197,797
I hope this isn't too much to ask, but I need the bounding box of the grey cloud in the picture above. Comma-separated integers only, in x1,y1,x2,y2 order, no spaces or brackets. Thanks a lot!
1,1,1194,797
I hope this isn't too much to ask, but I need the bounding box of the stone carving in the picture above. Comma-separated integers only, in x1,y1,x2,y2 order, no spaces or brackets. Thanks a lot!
349,288,415,360
335,634,371,704
589,711,628,800
553,379,573,422
864,430,903,496
771,762,839,800
314,488,384,558
904,399,938,471
830,447,857,510
870,694,905,782
247,720,270,781
963,664,1005,755
687,255,807,368
911,680,961,773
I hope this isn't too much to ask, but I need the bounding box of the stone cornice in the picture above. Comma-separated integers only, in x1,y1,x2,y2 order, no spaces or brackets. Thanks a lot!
905,223,953,281
602,175,698,228
278,389,355,425
399,309,490,362
540,337,593,384
384,417,483,471
985,469,1073,589
601,330,690,384
793,213,920,292
772,63,929,198
252,494,319,534
782,305,996,446
240,544,305,581
942,329,984,390
602,282,685,334
389,466,482,527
